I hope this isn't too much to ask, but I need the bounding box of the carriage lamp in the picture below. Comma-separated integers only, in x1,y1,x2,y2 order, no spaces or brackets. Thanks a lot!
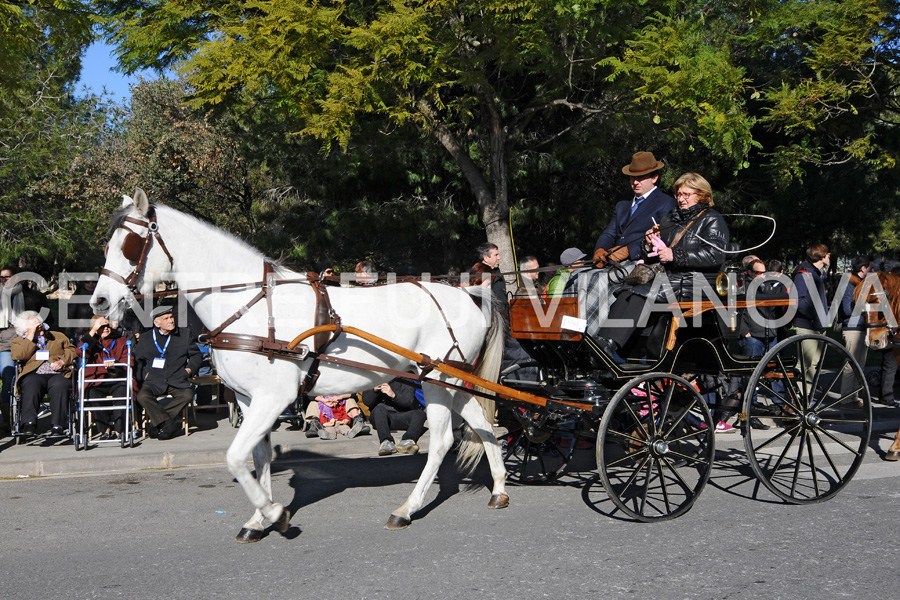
715,267,745,298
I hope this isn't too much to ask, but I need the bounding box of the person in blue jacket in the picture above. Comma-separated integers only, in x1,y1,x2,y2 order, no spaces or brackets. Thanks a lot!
593,152,677,265
792,243,831,388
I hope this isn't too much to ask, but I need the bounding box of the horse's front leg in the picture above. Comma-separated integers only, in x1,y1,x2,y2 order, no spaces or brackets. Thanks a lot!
227,397,292,543
386,396,454,529
457,394,509,509
886,426,900,461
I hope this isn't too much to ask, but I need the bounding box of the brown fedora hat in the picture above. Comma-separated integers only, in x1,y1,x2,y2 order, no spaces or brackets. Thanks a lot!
622,152,665,176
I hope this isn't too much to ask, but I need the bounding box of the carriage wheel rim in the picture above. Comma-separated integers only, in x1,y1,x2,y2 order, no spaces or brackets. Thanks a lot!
598,373,714,522
742,334,871,504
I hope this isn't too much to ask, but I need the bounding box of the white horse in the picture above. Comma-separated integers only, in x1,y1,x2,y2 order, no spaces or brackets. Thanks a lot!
91,189,509,542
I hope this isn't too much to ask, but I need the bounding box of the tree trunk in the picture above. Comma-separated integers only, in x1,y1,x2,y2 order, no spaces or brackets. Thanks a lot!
418,99,516,292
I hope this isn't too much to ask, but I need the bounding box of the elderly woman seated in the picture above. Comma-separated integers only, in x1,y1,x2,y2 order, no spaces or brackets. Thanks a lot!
11,310,77,438
77,315,131,440
595,172,730,358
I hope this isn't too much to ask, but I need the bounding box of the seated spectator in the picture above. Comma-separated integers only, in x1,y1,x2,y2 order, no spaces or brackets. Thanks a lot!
11,310,76,438
78,315,130,439
354,261,378,285
739,259,778,357
544,248,588,298
0,265,24,435
133,305,202,440
362,378,427,456
515,256,544,297
304,393,370,440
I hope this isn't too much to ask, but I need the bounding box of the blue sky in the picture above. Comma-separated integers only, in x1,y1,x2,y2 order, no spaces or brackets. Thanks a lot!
77,41,155,101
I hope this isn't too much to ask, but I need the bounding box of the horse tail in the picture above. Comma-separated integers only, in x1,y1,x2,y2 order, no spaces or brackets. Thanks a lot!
455,285,507,475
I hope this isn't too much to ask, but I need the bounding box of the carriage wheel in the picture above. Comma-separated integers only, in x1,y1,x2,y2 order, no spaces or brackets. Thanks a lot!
228,401,242,428
597,373,714,522
501,407,575,484
742,334,871,503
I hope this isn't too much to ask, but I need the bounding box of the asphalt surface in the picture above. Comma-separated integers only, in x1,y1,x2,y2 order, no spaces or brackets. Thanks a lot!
1,403,899,480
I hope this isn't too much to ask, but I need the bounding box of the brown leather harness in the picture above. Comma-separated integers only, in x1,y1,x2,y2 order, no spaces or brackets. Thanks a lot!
103,208,476,395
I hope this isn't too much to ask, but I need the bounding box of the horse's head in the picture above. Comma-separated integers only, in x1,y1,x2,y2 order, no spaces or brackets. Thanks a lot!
856,272,900,350
91,188,174,319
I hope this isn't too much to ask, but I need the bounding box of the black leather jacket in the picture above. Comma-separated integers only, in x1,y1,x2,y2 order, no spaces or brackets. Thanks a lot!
642,203,729,300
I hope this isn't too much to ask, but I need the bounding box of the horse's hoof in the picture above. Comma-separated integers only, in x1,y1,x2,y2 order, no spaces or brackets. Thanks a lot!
235,527,264,543
273,508,291,533
487,493,510,509
385,514,411,530
885,450,900,461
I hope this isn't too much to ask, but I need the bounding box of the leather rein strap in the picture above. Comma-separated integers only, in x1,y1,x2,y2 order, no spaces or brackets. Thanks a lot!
100,208,174,293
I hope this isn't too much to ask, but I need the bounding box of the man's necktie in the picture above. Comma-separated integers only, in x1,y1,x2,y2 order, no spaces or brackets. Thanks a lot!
630,196,642,216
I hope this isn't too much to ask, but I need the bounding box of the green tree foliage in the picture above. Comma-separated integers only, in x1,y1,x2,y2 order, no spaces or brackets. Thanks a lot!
88,0,900,269
0,0,102,275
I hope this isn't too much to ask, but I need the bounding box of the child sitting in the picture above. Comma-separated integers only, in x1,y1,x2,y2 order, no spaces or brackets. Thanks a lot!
304,393,371,440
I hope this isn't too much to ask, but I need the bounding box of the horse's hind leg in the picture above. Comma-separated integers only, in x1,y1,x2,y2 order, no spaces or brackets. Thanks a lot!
386,392,455,529
457,394,509,509
227,395,292,543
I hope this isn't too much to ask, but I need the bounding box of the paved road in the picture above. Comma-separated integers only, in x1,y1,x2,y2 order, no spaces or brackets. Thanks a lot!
2,429,899,600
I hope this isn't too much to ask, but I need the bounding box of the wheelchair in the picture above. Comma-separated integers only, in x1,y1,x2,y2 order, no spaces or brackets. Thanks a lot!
9,363,75,445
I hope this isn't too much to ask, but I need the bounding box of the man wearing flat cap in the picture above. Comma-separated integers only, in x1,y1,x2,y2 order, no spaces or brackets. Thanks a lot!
593,152,676,265
133,305,202,440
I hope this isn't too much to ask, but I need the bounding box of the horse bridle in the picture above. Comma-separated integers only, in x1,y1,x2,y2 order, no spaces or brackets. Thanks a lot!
100,206,174,294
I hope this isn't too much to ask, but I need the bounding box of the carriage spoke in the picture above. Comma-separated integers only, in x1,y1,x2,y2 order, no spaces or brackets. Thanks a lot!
810,427,842,483
665,448,710,467
650,380,675,438
766,427,801,476
660,455,697,492
660,396,699,439
606,448,649,469
789,429,808,497
815,424,864,455
805,430,820,498
618,454,652,496
638,460,653,515
752,422,797,453
606,428,649,447
807,342,830,409
655,459,673,515
621,397,650,441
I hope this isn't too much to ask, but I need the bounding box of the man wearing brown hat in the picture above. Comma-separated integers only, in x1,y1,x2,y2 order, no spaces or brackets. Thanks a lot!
593,152,676,265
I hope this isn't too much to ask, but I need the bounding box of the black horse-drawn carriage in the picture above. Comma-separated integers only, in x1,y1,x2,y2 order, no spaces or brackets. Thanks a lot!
495,284,872,522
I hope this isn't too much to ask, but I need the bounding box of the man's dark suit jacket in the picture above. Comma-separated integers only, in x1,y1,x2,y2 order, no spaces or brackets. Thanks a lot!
593,188,677,260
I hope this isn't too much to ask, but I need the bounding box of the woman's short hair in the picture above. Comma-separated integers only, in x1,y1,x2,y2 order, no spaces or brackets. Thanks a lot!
14,310,42,336
673,172,714,207
807,243,829,261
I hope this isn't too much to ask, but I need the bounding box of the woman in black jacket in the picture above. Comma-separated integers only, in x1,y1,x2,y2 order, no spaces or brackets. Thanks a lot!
596,172,730,357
